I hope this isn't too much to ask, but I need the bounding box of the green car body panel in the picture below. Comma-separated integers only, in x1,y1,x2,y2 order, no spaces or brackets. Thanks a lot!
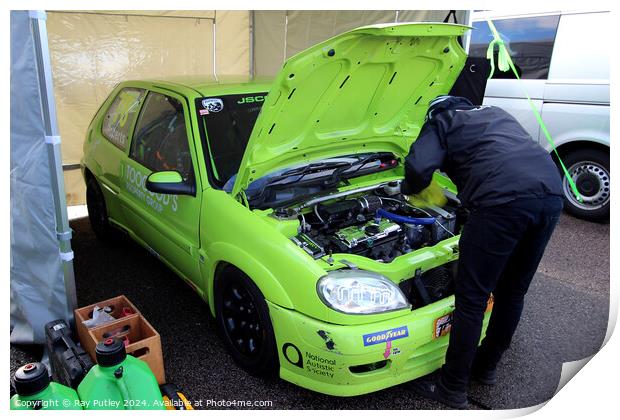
81,23,491,396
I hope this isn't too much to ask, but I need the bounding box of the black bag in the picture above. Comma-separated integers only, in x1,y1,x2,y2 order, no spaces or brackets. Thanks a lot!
44,319,94,389
449,56,491,106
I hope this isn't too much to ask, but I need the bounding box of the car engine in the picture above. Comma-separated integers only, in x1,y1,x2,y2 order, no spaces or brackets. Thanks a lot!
285,181,460,263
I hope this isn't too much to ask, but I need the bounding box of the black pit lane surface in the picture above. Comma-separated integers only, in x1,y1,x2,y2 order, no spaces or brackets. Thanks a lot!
10,213,609,409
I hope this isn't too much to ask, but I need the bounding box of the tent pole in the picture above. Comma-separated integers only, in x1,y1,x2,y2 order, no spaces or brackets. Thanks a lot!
462,10,473,53
29,10,77,327
213,11,218,82
249,10,255,78
283,11,288,64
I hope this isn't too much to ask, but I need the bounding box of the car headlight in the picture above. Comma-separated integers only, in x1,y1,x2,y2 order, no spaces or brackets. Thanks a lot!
317,270,410,314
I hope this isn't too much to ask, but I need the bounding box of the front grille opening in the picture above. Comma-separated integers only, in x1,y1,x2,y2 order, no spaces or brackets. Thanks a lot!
399,261,457,309
349,360,389,374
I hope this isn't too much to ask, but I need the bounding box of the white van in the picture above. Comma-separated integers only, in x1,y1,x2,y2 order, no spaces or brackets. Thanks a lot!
469,10,610,221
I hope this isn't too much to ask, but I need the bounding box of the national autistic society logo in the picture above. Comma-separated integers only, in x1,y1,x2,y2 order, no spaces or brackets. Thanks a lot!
362,326,409,346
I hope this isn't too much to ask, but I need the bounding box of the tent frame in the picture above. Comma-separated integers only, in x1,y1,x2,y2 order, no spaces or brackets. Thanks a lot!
29,10,77,325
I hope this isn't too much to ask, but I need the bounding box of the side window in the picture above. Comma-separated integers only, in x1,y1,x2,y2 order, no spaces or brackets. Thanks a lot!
102,88,145,150
469,15,560,79
130,92,193,181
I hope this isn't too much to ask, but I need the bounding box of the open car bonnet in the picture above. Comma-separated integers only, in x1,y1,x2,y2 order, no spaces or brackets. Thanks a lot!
231,23,470,198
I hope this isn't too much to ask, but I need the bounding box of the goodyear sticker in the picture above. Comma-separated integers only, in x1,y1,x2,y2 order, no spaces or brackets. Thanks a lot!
363,326,409,347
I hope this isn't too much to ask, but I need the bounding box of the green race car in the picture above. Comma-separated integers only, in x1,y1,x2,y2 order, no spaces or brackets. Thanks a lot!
81,22,491,396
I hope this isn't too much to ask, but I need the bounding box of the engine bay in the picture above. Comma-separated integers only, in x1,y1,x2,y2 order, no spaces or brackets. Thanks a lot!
283,181,461,263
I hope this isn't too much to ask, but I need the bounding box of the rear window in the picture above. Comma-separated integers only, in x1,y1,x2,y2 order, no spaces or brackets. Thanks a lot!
102,87,146,150
196,93,267,187
469,15,560,80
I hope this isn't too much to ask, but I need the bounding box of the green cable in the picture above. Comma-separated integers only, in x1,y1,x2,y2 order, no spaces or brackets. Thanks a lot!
485,18,582,202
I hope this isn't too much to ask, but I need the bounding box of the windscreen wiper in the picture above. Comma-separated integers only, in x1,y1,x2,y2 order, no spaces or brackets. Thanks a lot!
274,152,395,188
258,160,353,191
249,153,398,207
248,161,351,205
278,161,350,180
323,152,397,187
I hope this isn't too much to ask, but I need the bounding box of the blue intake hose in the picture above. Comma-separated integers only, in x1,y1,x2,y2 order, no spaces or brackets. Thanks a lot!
376,208,436,225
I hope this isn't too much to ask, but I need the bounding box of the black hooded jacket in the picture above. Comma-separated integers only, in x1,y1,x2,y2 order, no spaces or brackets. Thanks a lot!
403,97,563,209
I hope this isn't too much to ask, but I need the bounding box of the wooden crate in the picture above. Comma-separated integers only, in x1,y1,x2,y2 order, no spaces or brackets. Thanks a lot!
89,314,165,384
74,295,165,384
75,295,140,357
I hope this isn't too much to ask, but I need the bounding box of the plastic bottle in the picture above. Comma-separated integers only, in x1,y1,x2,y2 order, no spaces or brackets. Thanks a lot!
77,338,164,410
10,362,82,410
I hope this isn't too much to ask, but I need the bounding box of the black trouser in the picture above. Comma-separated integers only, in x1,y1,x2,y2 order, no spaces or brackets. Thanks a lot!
439,196,563,395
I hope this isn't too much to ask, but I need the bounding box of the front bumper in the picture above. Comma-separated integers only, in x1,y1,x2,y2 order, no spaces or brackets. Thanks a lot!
268,297,492,397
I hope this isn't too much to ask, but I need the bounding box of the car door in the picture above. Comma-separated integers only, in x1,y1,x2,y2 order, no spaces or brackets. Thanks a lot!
119,88,202,287
469,14,561,141
89,86,146,226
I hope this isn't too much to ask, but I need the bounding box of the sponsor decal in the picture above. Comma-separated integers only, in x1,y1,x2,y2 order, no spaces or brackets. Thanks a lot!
282,343,303,369
304,351,336,378
123,164,178,213
282,343,337,379
362,326,409,347
434,313,453,339
392,347,401,356
199,109,209,116
317,330,336,350
383,341,392,359
237,95,266,104
201,98,224,113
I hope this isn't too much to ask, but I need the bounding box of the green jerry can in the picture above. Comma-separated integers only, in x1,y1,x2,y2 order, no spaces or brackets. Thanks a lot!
77,337,165,410
10,362,82,410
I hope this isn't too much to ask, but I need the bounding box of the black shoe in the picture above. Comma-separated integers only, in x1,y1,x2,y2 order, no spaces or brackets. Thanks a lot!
471,367,497,386
410,377,469,409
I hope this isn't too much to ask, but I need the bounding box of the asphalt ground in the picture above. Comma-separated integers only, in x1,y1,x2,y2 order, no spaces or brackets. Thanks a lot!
10,212,609,410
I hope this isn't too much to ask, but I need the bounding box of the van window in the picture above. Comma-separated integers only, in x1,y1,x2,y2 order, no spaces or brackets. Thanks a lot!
130,92,193,181
101,88,145,150
470,15,560,79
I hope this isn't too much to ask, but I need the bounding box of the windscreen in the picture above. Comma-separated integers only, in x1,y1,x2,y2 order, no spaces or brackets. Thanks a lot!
196,93,267,187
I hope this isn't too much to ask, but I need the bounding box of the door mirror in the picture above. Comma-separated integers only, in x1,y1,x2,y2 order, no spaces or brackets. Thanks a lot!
145,171,195,196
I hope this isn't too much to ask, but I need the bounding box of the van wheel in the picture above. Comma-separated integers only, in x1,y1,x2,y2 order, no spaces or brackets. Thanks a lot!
214,267,278,376
560,148,609,222
86,177,114,241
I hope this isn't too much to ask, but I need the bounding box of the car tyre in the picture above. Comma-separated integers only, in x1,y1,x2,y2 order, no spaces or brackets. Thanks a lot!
214,267,279,377
559,148,610,222
86,177,115,241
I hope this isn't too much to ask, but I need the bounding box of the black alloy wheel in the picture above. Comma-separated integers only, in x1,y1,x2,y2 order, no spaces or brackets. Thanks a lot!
86,177,114,241
222,281,262,357
215,268,278,376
